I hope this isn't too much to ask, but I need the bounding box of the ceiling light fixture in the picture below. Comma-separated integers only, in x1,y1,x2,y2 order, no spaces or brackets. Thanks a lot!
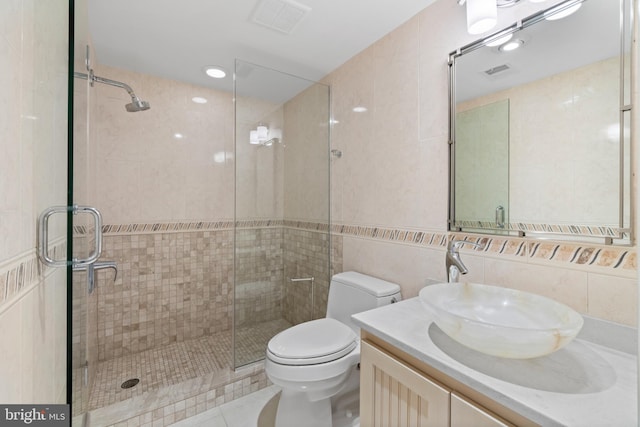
352,106,368,113
498,39,524,51
204,66,227,79
192,96,208,104
249,124,282,146
457,0,583,34
466,0,498,35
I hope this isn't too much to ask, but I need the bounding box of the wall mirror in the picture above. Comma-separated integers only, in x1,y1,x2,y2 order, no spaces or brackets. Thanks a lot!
448,0,633,244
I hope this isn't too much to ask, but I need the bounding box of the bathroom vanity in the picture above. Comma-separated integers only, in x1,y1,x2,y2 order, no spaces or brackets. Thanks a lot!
353,298,637,427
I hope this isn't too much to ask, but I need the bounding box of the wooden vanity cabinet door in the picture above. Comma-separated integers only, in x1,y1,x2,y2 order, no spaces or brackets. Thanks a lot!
451,392,515,427
360,340,450,427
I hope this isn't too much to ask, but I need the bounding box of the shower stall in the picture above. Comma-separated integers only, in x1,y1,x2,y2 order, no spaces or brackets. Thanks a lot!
233,60,332,368
70,9,332,424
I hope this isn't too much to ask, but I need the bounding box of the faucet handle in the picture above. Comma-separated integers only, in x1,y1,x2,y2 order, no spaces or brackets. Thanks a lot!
449,239,485,252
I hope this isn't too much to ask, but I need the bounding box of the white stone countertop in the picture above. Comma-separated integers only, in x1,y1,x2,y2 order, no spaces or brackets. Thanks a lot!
352,297,638,427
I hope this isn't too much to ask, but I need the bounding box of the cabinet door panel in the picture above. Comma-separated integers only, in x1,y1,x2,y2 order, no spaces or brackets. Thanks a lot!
361,340,450,427
451,392,514,427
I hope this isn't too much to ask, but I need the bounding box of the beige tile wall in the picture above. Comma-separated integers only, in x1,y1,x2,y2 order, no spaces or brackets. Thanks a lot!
325,0,638,326
96,229,233,360
234,227,284,328
0,0,69,404
283,83,331,223
89,64,235,225
283,227,332,324
90,219,336,369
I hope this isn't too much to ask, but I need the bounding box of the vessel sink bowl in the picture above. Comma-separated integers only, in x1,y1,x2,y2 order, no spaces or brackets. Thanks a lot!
419,282,584,359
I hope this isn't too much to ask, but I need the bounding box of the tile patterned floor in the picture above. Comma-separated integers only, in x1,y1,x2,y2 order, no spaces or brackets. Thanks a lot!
89,332,232,409
234,318,292,367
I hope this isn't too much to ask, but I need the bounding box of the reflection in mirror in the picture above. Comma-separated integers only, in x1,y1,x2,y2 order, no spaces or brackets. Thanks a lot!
449,0,632,243
455,100,509,228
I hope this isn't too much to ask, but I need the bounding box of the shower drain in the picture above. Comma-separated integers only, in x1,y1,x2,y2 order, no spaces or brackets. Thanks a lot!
120,378,140,389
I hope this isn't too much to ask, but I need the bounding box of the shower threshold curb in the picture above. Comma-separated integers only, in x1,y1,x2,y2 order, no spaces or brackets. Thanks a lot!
86,362,267,426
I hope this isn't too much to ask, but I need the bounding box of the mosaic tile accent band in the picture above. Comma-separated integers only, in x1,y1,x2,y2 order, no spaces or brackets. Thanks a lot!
335,224,635,272
331,224,449,248
74,219,304,236
447,233,637,272
0,241,66,311
87,220,636,273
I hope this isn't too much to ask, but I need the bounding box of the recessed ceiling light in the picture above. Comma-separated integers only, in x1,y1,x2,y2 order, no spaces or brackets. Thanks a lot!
204,66,227,79
352,106,368,113
499,39,524,52
192,97,208,104
174,133,185,139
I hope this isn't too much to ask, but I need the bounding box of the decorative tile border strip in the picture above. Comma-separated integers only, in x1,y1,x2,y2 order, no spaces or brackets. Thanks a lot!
81,219,328,236
283,220,330,232
76,220,292,236
450,232,637,272
331,223,448,249
447,234,528,258
453,220,626,238
528,240,636,271
0,241,66,310
77,219,635,272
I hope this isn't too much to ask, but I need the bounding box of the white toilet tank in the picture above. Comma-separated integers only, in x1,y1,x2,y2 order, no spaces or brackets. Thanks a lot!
326,271,401,332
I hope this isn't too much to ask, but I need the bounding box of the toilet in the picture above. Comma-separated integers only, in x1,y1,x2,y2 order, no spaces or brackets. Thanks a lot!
265,271,402,427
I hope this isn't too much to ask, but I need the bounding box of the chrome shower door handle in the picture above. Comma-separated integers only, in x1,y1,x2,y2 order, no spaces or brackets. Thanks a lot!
37,205,103,268
73,261,117,294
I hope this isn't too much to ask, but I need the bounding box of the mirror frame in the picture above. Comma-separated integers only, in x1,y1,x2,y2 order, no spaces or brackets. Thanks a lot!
447,0,634,245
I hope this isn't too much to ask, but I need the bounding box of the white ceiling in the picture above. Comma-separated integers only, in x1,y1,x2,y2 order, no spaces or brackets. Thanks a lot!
88,0,438,97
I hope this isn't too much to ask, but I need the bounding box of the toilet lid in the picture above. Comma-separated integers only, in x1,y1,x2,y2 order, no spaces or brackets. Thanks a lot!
267,318,357,365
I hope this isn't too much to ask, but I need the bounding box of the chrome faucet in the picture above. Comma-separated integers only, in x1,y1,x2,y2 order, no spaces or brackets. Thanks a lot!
446,240,484,283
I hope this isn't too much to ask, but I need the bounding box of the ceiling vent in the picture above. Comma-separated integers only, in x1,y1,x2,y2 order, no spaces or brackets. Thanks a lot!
251,0,311,34
484,64,511,76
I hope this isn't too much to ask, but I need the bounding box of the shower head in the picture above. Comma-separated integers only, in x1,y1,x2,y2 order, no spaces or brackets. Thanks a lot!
80,72,151,112
126,97,151,112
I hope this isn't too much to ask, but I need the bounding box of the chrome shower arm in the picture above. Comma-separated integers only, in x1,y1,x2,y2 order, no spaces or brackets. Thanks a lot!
73,71,137,98
92,75,137,99
73,70,150,112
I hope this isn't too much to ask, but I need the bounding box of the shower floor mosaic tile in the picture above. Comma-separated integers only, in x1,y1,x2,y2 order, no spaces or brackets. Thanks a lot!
89,332,232,409
235,318,292,367
89,318,293,410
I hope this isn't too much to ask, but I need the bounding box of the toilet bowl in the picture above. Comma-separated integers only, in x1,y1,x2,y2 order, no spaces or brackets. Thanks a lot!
265,272,401,427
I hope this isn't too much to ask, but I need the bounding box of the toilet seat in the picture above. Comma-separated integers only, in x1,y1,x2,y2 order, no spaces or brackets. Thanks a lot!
267,318,357,366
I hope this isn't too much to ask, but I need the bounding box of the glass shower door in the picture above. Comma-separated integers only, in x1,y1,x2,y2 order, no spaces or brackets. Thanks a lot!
70,0,94,420
233,60,330,368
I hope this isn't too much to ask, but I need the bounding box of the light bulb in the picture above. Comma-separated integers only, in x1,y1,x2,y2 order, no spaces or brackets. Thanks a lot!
257,125,269,142
467,0,497,34
250,130,259,145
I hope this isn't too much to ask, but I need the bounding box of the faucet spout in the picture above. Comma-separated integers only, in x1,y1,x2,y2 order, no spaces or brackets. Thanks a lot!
446,240,484,282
